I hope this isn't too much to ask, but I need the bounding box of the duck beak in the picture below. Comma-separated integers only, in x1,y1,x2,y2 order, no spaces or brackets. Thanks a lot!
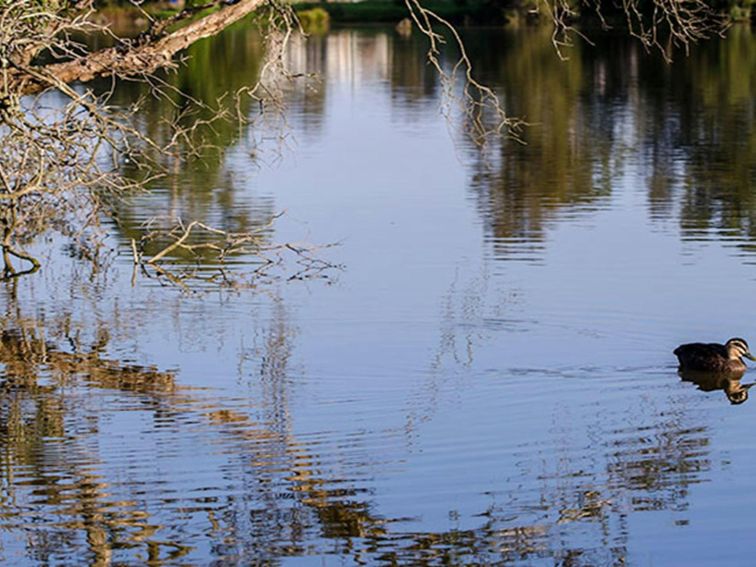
745,352,756,361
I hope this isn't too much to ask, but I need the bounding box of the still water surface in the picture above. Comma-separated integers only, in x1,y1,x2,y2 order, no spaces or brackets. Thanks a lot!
0,24,755,565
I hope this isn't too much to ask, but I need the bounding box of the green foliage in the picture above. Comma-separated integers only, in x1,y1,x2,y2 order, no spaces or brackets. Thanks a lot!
297,7,330,33
728,2,751,21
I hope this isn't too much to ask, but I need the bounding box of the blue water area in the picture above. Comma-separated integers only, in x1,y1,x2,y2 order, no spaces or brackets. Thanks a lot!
0,24,754,565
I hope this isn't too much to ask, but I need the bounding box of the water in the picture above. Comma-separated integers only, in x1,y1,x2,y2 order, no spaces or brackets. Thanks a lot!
0,24,755,565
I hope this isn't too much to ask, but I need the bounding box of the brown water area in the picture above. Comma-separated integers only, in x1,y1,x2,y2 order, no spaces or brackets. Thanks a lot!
0,24,754,565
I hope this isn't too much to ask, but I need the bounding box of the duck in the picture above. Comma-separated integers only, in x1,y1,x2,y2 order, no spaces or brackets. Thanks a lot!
674,337,756,373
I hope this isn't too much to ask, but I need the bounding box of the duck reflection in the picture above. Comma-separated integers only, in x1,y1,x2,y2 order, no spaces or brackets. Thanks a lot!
678,368,754,405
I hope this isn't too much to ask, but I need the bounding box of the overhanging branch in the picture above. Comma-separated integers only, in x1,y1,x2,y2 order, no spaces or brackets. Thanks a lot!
7,0,267,97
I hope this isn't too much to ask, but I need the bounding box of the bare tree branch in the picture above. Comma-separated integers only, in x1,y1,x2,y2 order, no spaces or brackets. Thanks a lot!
6,0,267,96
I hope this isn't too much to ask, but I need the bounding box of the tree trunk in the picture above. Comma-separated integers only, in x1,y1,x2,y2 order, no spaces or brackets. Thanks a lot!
8,0,265,96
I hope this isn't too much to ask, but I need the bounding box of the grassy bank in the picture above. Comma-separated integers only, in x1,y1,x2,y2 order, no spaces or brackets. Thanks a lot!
94,2,752,34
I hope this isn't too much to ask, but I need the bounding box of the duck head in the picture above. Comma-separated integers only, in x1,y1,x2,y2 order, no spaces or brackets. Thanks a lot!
726,338,756,361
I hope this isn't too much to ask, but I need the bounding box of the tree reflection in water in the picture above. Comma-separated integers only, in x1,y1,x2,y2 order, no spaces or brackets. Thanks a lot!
0,23,750,566
0,271,719,564
100,25,754,266
0,279,554,564
460,26,755,260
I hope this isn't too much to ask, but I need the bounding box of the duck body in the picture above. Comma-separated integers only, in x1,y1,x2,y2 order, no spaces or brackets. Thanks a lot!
674,338,755,373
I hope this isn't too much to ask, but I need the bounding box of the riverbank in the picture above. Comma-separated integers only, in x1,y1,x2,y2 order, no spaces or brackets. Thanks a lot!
94,1,512,30
293,0,507,25
93,1,751,35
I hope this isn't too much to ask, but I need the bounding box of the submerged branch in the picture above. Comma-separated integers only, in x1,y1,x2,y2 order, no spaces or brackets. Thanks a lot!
133,215,340,291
